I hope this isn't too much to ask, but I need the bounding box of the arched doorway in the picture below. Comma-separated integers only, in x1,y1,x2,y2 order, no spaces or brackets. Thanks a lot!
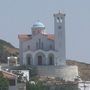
27,56,31,65
38,56,42,65
48,53,54,65
35,52,46,65
26,54,32,65
49,56,54,65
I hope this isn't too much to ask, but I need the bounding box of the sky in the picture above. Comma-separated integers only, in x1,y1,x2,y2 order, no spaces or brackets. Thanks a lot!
0,0,90,63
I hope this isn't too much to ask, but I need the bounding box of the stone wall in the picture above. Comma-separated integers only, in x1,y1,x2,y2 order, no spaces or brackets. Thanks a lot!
37,65,78,81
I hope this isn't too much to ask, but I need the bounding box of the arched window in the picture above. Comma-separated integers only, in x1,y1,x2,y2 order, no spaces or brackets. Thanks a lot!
57,17,63,23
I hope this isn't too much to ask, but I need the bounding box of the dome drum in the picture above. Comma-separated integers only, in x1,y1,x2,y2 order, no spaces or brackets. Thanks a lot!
31,21,45,30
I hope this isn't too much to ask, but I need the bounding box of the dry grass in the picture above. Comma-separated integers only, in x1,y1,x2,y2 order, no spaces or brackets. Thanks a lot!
66,60,90,81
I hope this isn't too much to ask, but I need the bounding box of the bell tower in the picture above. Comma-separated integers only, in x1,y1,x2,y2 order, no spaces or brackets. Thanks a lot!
54,11,66,66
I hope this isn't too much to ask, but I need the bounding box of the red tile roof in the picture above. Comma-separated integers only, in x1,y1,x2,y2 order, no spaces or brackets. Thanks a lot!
47,34,55,40
18,34,32,41
18,34,55,41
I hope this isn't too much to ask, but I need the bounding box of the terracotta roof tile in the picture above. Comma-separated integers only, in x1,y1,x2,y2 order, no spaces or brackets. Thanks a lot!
47,34,55,40
18,34,55,41
18,34,32,41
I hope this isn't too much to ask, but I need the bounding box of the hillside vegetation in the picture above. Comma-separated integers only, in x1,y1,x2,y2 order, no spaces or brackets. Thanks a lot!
66,60,90,81
0,39,19,63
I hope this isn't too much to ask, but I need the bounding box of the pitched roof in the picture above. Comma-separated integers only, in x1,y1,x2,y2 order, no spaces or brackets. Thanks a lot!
18,33,55,41
0,70,17,79
18,34,32,41
47,34,55,40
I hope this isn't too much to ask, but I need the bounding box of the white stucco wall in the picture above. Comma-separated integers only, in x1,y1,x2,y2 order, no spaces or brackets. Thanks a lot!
9,86,17,90
19,33,55,65
9,77,17,90
17,83,26,90
78,81,90,90
22,33,54,52
23,50,56,65
54,13,66,66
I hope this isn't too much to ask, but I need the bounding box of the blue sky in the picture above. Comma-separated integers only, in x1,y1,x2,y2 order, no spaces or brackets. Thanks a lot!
0,0,90,63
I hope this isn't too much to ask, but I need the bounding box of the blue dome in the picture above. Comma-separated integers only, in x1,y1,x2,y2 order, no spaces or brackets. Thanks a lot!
32,21,45,29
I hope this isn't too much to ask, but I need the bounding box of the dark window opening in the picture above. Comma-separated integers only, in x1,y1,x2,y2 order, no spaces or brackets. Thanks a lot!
42,42,43,49
49,57,54,65
27,56,31,65
9,79,15,86
57,17,63,23
38,56,42,65
39,39,41,49
36,42,38,49
27,45,30,50
50,45,53,50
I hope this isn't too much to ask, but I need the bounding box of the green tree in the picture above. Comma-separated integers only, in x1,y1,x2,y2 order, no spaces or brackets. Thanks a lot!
26,81,46,90
0,75,9,90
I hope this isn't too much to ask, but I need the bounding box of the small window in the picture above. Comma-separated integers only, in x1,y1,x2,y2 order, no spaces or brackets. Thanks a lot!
27,56,31,65
50,45,53,49
27,45,30,50
57,17,60,23
57,17,63,23
60,17,63,23
58,26,62,29
36,42,38,49
39,39,41,49
9,79,16,86
42,42,43,49
49,56,54,65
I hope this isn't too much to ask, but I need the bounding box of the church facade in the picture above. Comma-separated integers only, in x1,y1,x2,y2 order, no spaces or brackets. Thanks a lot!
18,11,78,81
18,12,66,66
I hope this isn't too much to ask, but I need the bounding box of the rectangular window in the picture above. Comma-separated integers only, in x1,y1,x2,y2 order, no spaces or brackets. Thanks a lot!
27,45,30,50
39,39,41,49
9,79,16,86
42,42,43,49
36,42,38,49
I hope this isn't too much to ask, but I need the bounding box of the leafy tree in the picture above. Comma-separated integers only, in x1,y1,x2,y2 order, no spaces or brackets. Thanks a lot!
0,75,9,90
26,81,46,90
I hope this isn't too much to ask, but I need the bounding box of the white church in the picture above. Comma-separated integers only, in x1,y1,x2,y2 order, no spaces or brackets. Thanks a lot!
18,11,78,81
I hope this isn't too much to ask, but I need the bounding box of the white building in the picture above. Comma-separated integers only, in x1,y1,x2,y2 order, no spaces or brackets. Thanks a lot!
18,11,78,81
78,81,90,90
7,56,18,66
0,70,26,90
